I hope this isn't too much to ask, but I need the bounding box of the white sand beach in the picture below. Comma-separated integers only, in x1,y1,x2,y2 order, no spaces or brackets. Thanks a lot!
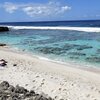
0,47,100,100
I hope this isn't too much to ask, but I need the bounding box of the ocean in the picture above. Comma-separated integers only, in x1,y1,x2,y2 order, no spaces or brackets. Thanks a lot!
0,20,100,68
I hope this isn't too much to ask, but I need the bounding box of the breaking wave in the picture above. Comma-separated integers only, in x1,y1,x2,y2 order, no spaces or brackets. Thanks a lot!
4,25,100,32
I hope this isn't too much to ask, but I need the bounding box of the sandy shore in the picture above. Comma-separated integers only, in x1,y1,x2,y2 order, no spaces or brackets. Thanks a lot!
0,47,100,100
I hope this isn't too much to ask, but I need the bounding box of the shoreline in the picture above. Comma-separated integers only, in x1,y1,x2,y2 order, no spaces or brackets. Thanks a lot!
0,46,100,100
1,46,100,74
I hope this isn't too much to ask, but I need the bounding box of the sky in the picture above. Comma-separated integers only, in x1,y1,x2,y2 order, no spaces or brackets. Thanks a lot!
0,0,100,22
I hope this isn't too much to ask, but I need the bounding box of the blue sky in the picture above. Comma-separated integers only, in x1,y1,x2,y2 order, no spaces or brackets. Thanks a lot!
0,0,100,22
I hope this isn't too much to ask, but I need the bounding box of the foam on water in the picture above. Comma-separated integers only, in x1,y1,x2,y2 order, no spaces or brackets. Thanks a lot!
7,25,100,32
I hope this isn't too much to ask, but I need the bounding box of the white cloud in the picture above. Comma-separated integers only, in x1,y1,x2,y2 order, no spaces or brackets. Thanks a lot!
3,2,18,13
23,6,51,16
1,2,71,17
57,6,71,14
62,6,71,11
22,3,71,17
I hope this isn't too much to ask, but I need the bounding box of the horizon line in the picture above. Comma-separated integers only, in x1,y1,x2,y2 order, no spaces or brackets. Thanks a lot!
0,19,100,23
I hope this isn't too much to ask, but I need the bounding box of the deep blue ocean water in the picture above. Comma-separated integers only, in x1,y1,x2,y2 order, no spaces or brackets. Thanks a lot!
0,20,100,27
0,20,100,68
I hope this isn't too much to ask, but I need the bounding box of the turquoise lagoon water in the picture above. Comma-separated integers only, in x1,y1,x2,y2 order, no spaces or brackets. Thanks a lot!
0,29,100,68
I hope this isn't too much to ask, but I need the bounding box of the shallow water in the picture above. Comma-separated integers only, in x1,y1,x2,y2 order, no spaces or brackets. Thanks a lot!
0,29,100,68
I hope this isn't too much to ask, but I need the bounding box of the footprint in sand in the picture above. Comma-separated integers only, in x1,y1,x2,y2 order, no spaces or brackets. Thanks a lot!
25,84,28,86
40,82,44,86
54,96,58,99
33,80,35,82
50,76,53,79
42,79,45,82
51,90,54,92
36,75,39,78
86,94,90,98
59,88,62,91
